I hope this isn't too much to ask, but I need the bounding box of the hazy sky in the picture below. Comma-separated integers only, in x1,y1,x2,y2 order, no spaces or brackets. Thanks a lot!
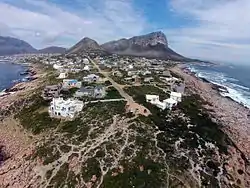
0,0,249,63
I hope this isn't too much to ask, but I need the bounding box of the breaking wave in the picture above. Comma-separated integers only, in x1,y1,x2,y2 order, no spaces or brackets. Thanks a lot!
186,65,250,109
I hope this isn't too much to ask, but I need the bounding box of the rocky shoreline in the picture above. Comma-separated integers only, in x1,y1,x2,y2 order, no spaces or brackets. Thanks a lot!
171,65,250,162
0,64,44,165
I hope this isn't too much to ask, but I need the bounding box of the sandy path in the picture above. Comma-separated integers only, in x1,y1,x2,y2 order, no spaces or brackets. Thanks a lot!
89,57,151,116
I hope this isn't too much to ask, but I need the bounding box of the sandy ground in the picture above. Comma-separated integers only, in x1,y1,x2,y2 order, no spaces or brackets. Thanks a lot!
171,65,250,162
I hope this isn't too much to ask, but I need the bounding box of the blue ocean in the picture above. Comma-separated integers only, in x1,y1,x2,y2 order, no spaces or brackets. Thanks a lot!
186,63,250,109
0,62,26,91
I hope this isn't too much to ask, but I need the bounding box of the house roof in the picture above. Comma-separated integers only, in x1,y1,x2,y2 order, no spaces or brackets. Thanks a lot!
170,92,182,98
78,86,94,93
88,74,99,78
63,79,78,83
162,70,171,77
146,95,159,100
163,98,177,104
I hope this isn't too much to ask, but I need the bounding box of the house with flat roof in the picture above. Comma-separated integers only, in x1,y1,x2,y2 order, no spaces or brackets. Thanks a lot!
83,74,100,83
170,92,182,102
42,84,62,101
146,93,180,111
58,72,68,79
75,86,106,99
49,98,84,119
163,98,178,110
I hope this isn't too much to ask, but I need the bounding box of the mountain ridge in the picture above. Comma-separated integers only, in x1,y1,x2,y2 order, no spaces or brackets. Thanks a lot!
101,31,186,60
0,36,66,55
38,46,66,54
67,31,188,61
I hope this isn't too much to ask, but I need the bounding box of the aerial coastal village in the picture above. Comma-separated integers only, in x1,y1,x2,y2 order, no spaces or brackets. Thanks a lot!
40,55,184,119
0,31,249,187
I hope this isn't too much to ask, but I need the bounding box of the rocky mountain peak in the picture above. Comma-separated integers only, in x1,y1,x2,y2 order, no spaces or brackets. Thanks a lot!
67,37,108,55
131,31,168,47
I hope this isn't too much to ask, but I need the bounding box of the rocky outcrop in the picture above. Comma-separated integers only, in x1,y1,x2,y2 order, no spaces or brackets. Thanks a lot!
101,31,186,60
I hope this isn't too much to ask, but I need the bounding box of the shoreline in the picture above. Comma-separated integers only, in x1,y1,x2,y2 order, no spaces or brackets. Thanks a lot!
0,63,44,120
0,64,37,95
183,64,250,109
171,64,250,162
0,63,45,165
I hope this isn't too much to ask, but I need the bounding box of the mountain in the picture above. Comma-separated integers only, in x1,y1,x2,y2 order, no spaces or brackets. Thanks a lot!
67,37,108,55
39,46,66,54
101,31,186,61
0,36,37,56
0,36,67,56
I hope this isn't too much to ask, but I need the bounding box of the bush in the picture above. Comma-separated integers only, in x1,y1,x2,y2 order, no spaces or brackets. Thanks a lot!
15,95,60,134
105,87,123,99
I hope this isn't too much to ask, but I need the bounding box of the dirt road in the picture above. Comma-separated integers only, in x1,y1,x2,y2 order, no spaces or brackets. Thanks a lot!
89,57,150,116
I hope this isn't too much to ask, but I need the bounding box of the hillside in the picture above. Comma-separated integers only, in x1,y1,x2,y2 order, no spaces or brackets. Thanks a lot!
38,46,66,54
0,36,66,56
67,37,108,55
0,36,37,56
101,31,186,60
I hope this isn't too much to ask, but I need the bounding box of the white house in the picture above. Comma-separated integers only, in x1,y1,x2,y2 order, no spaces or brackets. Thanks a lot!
146,95,166,110
49,98,84,118
53,64,63,70
128,64,134,70
83,74,100,83
146,95,159,104
142,70,152,76
58,72,68,79
83,58,89,64
170,92,182,102
163,98,178,110
83,65,90,71
146,94,180,110
155,100,167,110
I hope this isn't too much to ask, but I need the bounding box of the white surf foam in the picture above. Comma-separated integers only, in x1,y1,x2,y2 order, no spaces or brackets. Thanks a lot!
188,65,250,109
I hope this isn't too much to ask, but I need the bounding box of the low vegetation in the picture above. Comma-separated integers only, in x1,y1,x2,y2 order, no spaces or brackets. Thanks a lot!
105,86,123,99
15,94,60,134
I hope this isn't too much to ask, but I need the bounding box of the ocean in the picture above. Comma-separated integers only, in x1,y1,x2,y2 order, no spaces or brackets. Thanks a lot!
0,62,26,91
186,63,250,109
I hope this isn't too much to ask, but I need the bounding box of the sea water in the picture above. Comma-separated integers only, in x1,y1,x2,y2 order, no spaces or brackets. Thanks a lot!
0,62,26,91
186,63,250,109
